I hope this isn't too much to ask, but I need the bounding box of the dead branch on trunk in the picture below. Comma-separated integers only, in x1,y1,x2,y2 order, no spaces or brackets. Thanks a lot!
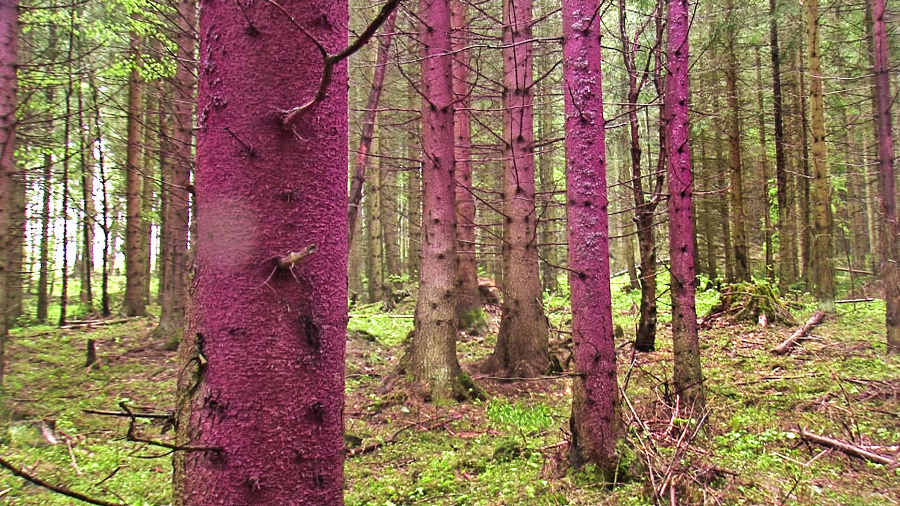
772,310,826,355
0,456,126,506
798,429,897,466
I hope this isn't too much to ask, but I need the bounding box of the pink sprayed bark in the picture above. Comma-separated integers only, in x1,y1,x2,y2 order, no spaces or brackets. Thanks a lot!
872,0,899,352
0,0,17,383
666,0,705,411
563,0,620,466
180,1,348,504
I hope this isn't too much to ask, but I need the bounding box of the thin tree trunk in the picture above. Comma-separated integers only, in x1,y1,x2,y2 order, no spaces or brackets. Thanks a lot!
484,0,549,377
756,48,773,281
406,89,422,280
666,0,705,413
91,74,111,318
795,46,812,285
725,0,749,282
770,0,795,290
37,99,53,322
79,77,94,310
347,10,397,244
124,28,147,317
59,15,76,327
806,0,835,312
871,0,899,352
365,142,384,305
451,0,484,333
700,139,718,281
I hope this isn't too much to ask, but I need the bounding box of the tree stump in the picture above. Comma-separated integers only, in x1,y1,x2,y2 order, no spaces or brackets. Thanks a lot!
703,282,797,327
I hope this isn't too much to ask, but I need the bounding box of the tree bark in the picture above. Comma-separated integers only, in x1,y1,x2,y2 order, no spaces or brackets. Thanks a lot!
806,0,835,312
871,0,899,353
0,0,17,383
725,0,749,282
124,28,147,317
756,48,773,282
451,0,485,333
562,0,621,470
78,73,94,311
795,46,812,285
484,0,550,377
666,0,705,413
365,141,383,304
175,0,349,503
770,0,795,290
400,0,475,402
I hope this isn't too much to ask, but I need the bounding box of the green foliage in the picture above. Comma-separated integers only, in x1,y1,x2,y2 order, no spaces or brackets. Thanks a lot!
486,398,557,434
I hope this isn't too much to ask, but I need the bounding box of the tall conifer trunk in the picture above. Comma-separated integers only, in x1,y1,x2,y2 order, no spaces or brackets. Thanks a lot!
484,0,549,377
666,0,705,413
725,0,749,282
770,0,795,289
174,1,348,503
563,0,621,469
0,0,17,383
871,0,899,352
124,28,147,317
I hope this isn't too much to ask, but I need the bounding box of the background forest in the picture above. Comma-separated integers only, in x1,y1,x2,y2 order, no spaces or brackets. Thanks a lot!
0,0,898,504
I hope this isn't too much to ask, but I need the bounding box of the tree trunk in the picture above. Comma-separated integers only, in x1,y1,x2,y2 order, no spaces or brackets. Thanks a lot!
347,10,397,245
91,74,111,318
795,46,812,285
141,93,156,307
59,18,75,327
452,0,485,333
155,0,194,340
174,1,349,503
483,0,549,377
124,28,147,317
806,0,835,312
871,0,899,353
725,0,749,282
406,90,421,280
563,0,621,470
666,0,705,413
700,139,718,281
365,140,383,305
756,48,773,281
0,0,17,383
37,146,52,322
537,45,560,294
770,0,795,290
78,75,94,311
400,0,475,402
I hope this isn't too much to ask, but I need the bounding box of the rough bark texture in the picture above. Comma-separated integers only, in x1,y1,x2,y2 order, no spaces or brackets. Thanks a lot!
562,0,621,470
756,49,773,281
124,29,147,317
155,0,195,343
347,10,396,244
78,85,94,310
795,47,811,284
451,0,485,334
872,0,899,353
400,0,473,402
366,145,384,304
0,0,17,382
175,1,348,504
484,0,549,377
666,0,705,412
37,152,52,322
725,0,749,282
770,0,795,290
806,0,835,312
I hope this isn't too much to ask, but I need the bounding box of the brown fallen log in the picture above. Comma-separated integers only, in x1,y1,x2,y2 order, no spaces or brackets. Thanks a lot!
798,429,896,466
772,310,826,355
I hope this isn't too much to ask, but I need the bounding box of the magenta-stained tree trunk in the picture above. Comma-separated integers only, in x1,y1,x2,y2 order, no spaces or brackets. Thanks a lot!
400,0,475,401
174,1,348,504
0,0,17,384
347,10,397,244
451,0,486,334
483,0,550,378
666,0,705,412
562,0,621,469
872,0,899,353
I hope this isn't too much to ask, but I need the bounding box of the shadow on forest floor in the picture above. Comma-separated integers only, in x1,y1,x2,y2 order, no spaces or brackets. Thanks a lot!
1,292,898,505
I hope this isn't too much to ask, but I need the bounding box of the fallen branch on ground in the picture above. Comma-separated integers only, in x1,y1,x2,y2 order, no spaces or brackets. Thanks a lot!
772,310,826,355
798,428,897,466
0,456,126,506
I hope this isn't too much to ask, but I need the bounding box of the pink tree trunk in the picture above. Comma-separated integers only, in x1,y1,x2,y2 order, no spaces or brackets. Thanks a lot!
400,0,475,401
666,0,705,412
484,0,549,378
451,0,485,334
175,1,348,504
872,0,899,353
562,0,621,468
0,0,17,384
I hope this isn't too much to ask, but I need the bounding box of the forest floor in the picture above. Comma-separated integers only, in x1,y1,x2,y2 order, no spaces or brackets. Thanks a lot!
1,279,898,505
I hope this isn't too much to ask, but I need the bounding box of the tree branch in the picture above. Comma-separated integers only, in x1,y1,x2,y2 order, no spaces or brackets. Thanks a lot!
0,456,126,506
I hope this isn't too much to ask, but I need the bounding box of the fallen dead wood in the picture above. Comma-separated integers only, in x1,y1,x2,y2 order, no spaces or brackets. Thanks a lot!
834,298,875,304
60,319,129,330
0,456,126,506
772,310,826,355
798,429,897,466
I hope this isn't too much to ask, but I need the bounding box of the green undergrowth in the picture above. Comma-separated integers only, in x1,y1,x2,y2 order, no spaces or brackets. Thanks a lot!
2,284,899,505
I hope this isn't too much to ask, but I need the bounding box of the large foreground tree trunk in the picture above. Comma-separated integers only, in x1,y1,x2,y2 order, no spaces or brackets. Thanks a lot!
174,1,348,503
399,0,475,402
484,0,549,377
666,0,705,413
562,0,621,471
871,0,899,353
